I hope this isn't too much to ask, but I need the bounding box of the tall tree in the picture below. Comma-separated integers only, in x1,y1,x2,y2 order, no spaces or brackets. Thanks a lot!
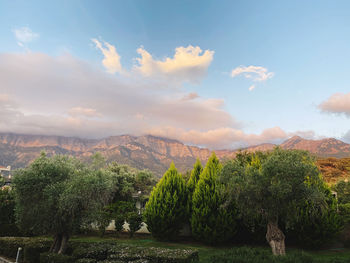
220,148,328,255
191,153,237,244
13,153,116,254
144,162,188,240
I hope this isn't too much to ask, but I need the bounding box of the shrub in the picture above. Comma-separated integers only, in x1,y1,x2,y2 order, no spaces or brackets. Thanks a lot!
40,252,74,263
72,242,115,261
126,212,143,237
191,153,237,244
144,162,188,240
0,237,51,260
285,187,342,248
204,247,315,263
108,244,198,263
0,188,20,236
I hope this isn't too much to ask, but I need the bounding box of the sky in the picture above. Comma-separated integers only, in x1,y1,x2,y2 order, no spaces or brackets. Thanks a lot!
0,0,350,149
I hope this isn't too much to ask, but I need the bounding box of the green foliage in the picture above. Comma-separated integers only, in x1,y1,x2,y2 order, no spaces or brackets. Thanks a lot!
107,162,156,202
285,186,342,248
0,237,51,261
0,188,20,236
13,153,117,253
126,212,143,237
191,153,237,244
144,162,188,240
203,246,327,263
333,180,350,204
187,159,203,196
286,186,343,248
71,242,198,263
40,252,74,263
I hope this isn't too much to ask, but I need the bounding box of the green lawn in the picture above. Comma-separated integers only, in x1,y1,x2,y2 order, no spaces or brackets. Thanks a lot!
70,233,350,262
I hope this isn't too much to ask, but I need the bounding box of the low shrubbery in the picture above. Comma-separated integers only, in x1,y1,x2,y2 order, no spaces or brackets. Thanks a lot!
0,238,198,263
202,247,348,263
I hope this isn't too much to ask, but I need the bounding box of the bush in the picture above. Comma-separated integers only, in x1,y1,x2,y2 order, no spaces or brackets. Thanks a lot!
144,163,188,240
0,237,51,260
72,242,115,261
71,242,198,263
0,188,20,236
107,244,198,263
40,252,74,263
203,247,314,263
126,212,143,237
285,187,342,248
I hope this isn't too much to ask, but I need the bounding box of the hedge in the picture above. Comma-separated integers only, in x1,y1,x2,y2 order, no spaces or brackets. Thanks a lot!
0,238,198,263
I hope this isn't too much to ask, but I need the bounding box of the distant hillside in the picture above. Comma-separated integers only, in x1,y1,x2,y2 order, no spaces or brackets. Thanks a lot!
0,133,350,178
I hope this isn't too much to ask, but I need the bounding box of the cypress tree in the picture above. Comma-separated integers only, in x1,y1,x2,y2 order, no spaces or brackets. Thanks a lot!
187,159,203,201
144,162,188,240
191,152,237,244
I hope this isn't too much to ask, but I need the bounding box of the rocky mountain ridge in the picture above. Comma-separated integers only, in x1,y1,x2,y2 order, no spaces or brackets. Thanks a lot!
1,133,349,177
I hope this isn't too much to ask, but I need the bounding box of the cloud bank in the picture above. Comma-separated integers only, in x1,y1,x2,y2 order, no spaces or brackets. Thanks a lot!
0,49,299,149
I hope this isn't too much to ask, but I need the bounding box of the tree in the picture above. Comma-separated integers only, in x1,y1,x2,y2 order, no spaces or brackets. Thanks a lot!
144,162,188,240
285,186,342,248
126,211,143,237
191,153,237,244
220,148,328,255
0,188,20,236
333,180,350,204
13,153,116,254
187,159,203,198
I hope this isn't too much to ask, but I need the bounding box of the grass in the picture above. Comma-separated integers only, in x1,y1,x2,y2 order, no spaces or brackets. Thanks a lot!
69,232,350,262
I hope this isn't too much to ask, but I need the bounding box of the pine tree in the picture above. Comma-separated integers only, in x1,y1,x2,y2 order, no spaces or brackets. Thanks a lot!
191,152,237,244
144,162,188,240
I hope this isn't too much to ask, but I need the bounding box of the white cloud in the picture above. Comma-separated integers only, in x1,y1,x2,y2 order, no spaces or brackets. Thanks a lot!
319,92,350,117
13,27,39,46
134,45,214,84
231,65,274,91
0,51,308,149
91,39,123,74
248,85,256,91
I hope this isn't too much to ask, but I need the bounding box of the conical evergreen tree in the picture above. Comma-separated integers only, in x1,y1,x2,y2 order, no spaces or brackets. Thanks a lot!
191,152,237,244
187,159,203,197
144,162,188,240
187,159,203,215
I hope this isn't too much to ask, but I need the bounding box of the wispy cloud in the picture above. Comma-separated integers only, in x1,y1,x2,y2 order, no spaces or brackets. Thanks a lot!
13,27,39,47
231,65,274,91
91,38,123,74
319,92,350,117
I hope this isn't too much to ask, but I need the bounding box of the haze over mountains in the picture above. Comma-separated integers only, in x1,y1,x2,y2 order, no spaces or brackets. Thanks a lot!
1,132,350,177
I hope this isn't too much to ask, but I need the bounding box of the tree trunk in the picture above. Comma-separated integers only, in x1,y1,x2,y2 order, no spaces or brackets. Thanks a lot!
52,234,62,253
58,233,69,254
49,235,58,252
266,218,285,256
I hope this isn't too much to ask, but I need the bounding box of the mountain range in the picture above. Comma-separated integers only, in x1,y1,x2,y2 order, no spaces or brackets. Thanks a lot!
1,132,350,177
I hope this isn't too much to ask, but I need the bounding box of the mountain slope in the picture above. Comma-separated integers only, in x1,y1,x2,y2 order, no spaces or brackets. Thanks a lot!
1,133,350,177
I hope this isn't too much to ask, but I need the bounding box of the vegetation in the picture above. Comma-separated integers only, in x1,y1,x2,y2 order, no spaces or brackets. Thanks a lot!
317,157,350,184
191,153,237,244
13,153,117,254
1,148,349,260
144,162,188,240
0,188,20,236
220,148,331,255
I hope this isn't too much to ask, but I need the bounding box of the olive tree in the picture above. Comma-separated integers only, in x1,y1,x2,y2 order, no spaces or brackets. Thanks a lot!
220,148,327,255
13,153,117,254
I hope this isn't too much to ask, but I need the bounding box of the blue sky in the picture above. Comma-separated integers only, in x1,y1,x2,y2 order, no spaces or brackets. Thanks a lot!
0,0,350,149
